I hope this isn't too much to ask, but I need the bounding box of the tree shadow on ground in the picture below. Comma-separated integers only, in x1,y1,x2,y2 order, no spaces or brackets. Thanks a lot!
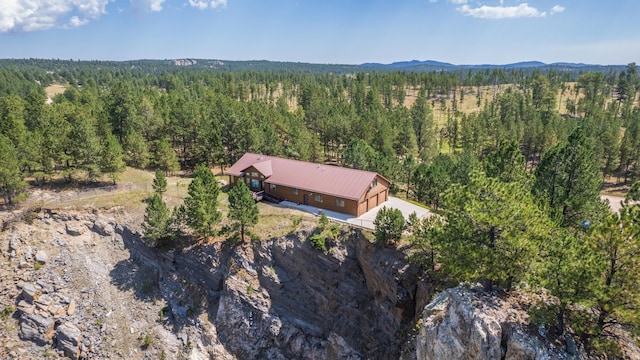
109,257,162,303
108,224,233,338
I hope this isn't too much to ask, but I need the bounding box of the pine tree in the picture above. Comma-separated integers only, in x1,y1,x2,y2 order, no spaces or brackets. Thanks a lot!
154,138,180,175
587,204,640,335
373,206,406,246
124,131,150,169
0,135,26,205
411,89,436,161
152,169,167,195
184,164,221,239
228,180,259,242
142,193,170,247
533,127,605,228
100,134,126,185
536,231,598,335
483,140,528,183
437,170,553,291
409,215,443,273
412,158,451,209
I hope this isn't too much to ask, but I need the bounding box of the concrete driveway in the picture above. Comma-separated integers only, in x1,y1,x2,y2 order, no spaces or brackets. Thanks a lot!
279,196,432,230
601,195,638,213
347,197,432,230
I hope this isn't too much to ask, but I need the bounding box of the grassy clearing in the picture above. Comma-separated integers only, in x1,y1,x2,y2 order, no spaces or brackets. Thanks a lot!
601,176,631,198
44,84,66,98
28,166,315,228
251,204,316,239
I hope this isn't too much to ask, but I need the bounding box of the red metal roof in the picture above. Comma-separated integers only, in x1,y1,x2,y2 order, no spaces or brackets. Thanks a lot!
227,153,385,200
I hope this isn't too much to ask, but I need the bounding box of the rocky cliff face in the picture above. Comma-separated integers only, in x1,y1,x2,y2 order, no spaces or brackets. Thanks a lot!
4,208,609,360
415,286,579,360
208,230,424,359
0,209,424,359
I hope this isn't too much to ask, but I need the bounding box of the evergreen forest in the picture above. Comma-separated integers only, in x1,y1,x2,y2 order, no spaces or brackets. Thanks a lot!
1,59,640,354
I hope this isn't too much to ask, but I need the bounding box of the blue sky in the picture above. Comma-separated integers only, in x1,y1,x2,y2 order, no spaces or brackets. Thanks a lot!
0,0,638,65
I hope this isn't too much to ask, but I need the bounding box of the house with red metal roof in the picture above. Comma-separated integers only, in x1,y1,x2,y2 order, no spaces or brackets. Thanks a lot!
227,153,390,217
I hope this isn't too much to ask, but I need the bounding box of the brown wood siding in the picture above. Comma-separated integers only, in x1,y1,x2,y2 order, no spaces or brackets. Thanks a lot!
356,175,391,216
358,200,367,216
230,170,390,218
367,196,377,211
267,183,359,216
243,166,266,191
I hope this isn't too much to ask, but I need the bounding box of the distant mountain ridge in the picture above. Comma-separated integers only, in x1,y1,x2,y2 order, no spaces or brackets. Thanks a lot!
360,59,606,69
0,58,623,77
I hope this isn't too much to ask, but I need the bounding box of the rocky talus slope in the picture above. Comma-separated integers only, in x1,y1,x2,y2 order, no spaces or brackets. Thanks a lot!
0,209,426,359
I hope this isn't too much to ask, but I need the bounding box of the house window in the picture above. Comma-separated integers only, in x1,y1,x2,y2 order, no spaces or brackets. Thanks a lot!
371,179,378,188
292,188,298,195
230,175,235,183
270,184,277,191
245,177,250,185
314,195,323,203
336,199,345,207
252,172,259,178
251,179,260,189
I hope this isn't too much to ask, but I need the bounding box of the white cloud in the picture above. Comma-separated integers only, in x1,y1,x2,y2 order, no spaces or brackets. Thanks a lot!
550,5,565,15
130,0,166,12
0,0,110,32
448,0,467,4
457,3,546,19
68,15,88,27
188,0,227,10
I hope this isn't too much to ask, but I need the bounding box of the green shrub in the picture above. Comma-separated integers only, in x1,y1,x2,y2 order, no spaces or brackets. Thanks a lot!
143,333,152,349
1,305,14,321
292,216,303,230
318,213,329,230
528,301,557,330
309,233,327,252
158,306,170,322
326,224,340,240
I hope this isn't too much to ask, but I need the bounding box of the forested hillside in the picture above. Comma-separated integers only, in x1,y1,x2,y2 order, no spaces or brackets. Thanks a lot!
0,60,638,200
1,59,640,355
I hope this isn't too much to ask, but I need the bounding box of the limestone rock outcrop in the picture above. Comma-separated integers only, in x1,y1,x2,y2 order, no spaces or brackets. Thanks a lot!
416,286,564,360
56,322,82,360
18,312,54,345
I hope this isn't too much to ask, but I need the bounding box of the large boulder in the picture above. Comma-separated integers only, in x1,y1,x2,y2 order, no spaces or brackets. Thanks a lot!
35,250,48,264
57,322,82,360
21,282,42,302
416,286,559,360
65,223,87,236
19,312,54,345
92,218,114,236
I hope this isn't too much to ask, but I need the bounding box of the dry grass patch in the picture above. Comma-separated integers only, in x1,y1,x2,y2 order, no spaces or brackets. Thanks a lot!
44,84,66,101
251,204,316,239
